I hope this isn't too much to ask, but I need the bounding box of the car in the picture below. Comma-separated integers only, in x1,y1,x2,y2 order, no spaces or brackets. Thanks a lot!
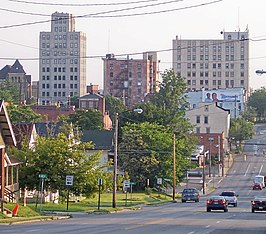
253,182,263,190
206,196,228,212
219,191,238,207
251,197,266,213
181,188,200,203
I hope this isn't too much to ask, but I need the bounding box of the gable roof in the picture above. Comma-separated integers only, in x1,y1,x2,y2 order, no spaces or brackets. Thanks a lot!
35,122,64,137
0,65,11,80
9,59,26,74
79,93,103,100
81,130,114,150
0,101,16,146
12,123,36,148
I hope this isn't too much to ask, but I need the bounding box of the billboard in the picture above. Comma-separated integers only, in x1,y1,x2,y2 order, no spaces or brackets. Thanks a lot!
202,90,242,103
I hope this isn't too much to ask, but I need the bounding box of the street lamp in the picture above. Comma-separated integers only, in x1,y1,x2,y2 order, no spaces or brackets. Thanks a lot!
255,69,266,75
208,137,214,177
173,133,176,201
216,136,221,177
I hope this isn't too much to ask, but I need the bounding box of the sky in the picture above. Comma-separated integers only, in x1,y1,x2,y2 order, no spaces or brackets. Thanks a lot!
1,0,266,91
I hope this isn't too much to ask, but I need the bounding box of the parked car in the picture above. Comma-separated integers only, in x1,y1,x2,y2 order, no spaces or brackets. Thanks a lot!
253,182,263,190
206,196,228,212
251,197,266,213
219,191,238,207
181,188,200,203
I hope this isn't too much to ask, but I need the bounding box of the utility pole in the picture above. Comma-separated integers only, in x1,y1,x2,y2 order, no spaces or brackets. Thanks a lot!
173,133,176,201
112,113,118,208
218,135,221,177
208,138,214,177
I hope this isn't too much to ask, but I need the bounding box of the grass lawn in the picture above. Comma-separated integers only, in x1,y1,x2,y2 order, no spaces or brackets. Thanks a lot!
0,191,176,223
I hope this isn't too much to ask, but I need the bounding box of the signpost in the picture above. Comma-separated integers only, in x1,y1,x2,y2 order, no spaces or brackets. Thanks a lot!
98,178,103,210
66,175,74,211
38,174,47,212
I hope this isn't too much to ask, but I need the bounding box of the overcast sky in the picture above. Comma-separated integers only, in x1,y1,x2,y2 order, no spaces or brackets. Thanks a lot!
1,0,266,91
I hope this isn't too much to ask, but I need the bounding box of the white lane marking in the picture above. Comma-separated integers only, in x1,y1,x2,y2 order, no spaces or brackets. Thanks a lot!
217,178,223,184
244,164,250,176
216,221,220,224
259,165,263,174
206,225,211,228
187,232,195,234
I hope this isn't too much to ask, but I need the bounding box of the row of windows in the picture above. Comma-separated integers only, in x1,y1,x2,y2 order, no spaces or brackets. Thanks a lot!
41,59,79,65
41,91,77,97
41,75,78,81
42,83,78,89
177,54,245,61
41,34,79,40
187,79,244,86
196,115,208,124
41,67,78,73
109,88,142,95
110,80,142,86
186,71,245,78
109,63,142,70
196,127,210,134
184,45,245,53
110,72,142,79
41,42,79,49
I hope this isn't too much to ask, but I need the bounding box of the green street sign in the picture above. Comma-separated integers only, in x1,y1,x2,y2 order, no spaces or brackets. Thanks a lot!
39,174,47,179
130,182,136,185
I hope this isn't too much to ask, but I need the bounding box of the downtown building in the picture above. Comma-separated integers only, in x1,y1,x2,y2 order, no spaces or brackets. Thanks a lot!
39,12,86,106
172,30,249,99
103,52,158,108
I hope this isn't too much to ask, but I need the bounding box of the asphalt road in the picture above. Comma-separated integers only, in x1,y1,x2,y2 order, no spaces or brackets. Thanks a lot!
1,130,266,233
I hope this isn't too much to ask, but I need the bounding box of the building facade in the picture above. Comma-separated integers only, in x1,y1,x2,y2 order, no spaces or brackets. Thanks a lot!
39,12,86,106
103,52,158,108
173,30,249,97
0,60,31,103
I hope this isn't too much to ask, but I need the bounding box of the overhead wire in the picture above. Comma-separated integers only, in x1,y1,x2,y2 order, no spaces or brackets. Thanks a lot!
0,0,222,29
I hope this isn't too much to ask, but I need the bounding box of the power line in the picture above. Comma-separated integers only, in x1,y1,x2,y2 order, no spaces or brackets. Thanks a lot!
0,0,222,29
7,0,162,6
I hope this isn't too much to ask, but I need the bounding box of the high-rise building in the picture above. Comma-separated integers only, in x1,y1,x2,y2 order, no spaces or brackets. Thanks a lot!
39,12,86,106
172,30,249,96
103,52,158,108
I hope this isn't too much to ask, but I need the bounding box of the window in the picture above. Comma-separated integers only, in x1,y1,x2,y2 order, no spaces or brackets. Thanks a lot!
205,72,208,77
241,72,244,77
196,116,200,124
241,80,244,85
205,80,209,85
200,63,204,69
206,127,210,134
187,63,191,69
204,105,209,112
205,63,208,69
54,84,57,88
213,80,216,85
213,63,216,69
196,127,200,134
192,63,196,69
42,84,45,88
192,80,196,85
225,63,229,69
204,116,208,124
240,63,244,69
54,76,57,80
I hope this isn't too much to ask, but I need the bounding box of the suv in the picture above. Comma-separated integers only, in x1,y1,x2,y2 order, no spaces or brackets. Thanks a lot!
181,188,200,203
219,191,238,207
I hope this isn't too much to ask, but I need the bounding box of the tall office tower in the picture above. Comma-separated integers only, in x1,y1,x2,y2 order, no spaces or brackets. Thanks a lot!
39,12,86,106
103,52,158,108
172,30,249,96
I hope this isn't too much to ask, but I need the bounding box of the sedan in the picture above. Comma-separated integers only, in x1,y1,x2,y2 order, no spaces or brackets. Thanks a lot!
206,196,228,212
251,197,266,213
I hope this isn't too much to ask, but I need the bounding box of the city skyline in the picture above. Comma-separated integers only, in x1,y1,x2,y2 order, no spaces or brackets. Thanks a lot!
1,0,266,91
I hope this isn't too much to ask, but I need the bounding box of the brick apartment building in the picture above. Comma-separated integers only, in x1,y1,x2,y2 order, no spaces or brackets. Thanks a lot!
103,52,159,108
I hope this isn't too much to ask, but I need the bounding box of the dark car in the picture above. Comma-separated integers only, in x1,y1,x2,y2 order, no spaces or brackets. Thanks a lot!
206,196,228,212
251,197,266,212
253,182,262,190
181,188,200,203
219,191,238,207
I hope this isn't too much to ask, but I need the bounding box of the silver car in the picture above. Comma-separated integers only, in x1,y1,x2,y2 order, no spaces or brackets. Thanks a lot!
220,191,238,207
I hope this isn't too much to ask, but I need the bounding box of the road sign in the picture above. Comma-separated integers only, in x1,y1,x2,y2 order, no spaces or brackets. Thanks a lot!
98,178,103,186
38,174,47,179
66,175,74,186
157,178,162,185
130,182,136,185
124,180,130,188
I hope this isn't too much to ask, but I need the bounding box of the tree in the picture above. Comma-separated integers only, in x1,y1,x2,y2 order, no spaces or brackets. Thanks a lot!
248,88,266,121
0,80,20,104
119,122,194,189
67,109,103,131
7,105,42,123
105,95,128,122
229,117,254,152
9,125,108,198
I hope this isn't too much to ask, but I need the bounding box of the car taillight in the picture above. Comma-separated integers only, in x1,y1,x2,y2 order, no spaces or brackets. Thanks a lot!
251,201,256,205
220,200,226,204
207,200,211,204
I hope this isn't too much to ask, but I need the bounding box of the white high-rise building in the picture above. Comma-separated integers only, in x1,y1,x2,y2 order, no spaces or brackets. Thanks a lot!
172,30,249,97
39,12,86,106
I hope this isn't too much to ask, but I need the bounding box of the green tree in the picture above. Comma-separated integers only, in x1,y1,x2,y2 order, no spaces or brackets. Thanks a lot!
7,105,42,123
67,109,103,131
119,122,194,189
0,80,20,104
105,95,128,122
248,88,266,121
229,117,254,152
9,127,108,198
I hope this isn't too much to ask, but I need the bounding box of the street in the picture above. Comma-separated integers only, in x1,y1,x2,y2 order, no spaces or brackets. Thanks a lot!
1,150,266,233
